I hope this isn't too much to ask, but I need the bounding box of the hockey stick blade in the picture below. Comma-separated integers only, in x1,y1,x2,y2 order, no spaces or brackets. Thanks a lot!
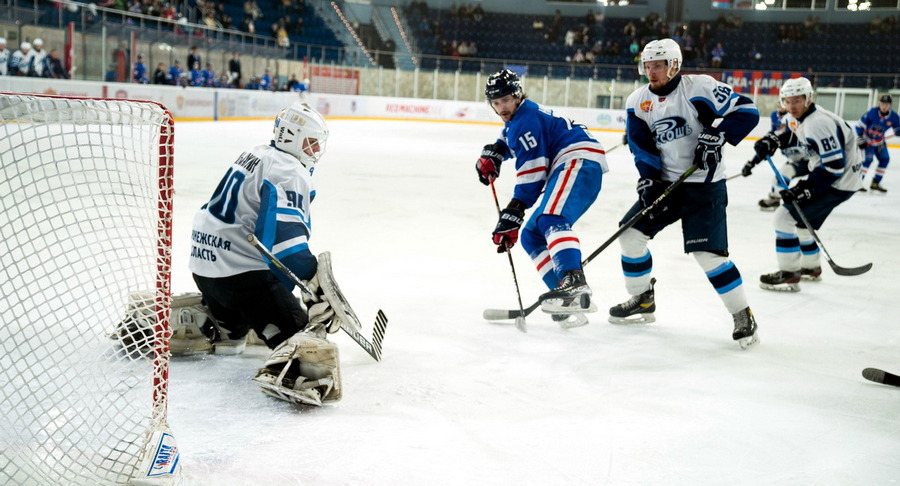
247,234,386,362
829,261,872,277
862,368,900,387
483,301,541,321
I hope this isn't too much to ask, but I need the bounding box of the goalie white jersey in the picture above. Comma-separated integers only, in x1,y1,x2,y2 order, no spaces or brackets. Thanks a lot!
190,142,318,285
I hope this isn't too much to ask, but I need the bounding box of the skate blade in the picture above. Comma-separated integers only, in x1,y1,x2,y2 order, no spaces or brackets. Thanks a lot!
758,206,777,212
758,282,800,292
737,332,760,350
541,300,598,314
556,314,589,329
608,313,656,325
800,275,822,282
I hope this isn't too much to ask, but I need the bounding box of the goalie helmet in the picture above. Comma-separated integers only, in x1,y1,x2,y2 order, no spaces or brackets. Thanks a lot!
485,69,523,101
780,77,814,107
638,38,682,78
273,101,329,168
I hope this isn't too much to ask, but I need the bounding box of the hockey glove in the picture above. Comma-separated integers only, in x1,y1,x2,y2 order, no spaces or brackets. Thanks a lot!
741,158,759,177
492,204,526,253
780,180,813,204
694,128,725,170
856,135,869,149
476,142,506,185
637,178,669,220
754,132,780,159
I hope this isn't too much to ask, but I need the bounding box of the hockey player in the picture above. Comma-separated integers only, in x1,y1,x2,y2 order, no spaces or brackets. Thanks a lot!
475,69,608,328
856,94,898,193
742,125,810,211
187,101,344,406
757,77,863,291
0,38,9,76
8,42,31,76
611,38,761,349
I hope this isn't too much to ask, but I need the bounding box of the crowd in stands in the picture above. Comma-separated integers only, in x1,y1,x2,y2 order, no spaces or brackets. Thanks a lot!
0,37,70,79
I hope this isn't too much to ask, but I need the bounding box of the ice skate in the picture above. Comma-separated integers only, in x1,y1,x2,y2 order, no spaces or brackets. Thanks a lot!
870,181,887,193
608,278,656,324
758,196,780,211
732,307,759,350
540,270,596,315
759,270,801,292
800,266,822,281
552,313,589,329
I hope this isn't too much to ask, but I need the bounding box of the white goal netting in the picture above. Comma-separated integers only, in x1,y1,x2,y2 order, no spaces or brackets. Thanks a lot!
0,92,178,485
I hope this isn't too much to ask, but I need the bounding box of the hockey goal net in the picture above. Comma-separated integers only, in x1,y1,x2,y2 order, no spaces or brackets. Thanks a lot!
0,93,179,485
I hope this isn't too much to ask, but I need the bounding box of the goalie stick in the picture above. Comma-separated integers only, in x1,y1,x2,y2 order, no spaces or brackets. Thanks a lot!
247,234,387,362
483,162,702,321
862,368,900,388
765,155,872,277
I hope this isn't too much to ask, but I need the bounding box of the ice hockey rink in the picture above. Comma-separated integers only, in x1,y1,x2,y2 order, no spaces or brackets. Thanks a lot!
169,117,899,486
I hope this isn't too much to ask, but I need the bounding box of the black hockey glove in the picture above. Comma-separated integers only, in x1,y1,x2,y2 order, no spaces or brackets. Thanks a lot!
476,142,506,185
637,177,669,219
741,158,759,177
754,132,780,159
492,202,526,253
780,180,813,204
694,128,725,170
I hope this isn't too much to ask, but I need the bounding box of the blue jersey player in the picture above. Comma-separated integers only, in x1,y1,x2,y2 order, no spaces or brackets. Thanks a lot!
475,69,608,328
856,95,898,193
612,39,761,349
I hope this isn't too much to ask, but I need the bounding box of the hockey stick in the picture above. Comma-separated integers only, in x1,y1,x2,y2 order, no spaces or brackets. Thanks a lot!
483,163,702,321
489,180,528,332
764,155,872,276
247,234,387,361
862,368,900,387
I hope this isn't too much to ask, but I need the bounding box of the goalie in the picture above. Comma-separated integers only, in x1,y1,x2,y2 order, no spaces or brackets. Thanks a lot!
184,101,352,407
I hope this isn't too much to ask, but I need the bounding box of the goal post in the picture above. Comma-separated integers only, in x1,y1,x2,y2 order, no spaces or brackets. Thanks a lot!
0,92,180,485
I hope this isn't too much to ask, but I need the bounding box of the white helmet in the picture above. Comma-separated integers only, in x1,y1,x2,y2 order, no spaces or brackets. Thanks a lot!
33,38,43,47
273,101,328,167
638,38,682,78
780,77,814,107
20,42,31,51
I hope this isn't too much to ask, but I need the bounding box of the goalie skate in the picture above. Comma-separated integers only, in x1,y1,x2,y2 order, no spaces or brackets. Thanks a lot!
316,251,362,332
608,278,656,324
253,331,342,407
540,270,597,315
759,270,801,292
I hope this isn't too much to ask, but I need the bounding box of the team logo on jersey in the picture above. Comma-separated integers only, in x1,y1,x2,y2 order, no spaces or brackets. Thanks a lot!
640,100,653,112
650,117,692,144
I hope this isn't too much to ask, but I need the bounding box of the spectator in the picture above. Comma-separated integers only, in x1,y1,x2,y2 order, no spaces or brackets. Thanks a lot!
0,38,9,76
133,53,148,83
42,48,69,79
710,42,724,68
152,62,168,84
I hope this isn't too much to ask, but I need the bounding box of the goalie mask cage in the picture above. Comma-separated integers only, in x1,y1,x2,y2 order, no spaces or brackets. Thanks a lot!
0,93,179,485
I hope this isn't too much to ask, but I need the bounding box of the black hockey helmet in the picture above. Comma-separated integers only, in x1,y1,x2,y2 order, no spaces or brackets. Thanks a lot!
485,69,523,100
880,94,893,104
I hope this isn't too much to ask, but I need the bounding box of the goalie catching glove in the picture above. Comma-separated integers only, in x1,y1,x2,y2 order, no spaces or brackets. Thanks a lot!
253,331,342,406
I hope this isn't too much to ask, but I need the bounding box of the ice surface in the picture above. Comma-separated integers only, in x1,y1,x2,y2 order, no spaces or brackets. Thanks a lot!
170,118,899,486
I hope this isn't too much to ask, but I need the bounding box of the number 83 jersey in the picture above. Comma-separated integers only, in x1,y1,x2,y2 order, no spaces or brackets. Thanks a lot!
189,143,317,284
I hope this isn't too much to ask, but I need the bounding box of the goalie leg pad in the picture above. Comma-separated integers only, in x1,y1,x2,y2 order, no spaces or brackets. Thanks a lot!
315,251,362,333
169,292,215,356
253,331,342,406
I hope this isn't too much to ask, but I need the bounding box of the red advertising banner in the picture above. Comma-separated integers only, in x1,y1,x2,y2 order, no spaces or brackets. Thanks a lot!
721,71,805,95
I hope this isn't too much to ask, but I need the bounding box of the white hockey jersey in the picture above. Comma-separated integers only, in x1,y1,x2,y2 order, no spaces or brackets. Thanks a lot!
189,143,317,285
782,105,863,193
625,74,759,183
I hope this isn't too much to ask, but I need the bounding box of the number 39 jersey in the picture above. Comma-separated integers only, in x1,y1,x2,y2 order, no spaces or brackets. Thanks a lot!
189,143,317,284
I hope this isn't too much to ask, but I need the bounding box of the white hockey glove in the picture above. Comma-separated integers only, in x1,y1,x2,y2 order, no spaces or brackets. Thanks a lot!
253,331,342,406
301,274,340,335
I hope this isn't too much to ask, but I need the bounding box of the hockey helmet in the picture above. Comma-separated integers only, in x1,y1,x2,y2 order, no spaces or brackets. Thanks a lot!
880,94,893,104
780,77,814,107
485,69,523,101
273,101,329,167
20,42,31,51
638,38,682,78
